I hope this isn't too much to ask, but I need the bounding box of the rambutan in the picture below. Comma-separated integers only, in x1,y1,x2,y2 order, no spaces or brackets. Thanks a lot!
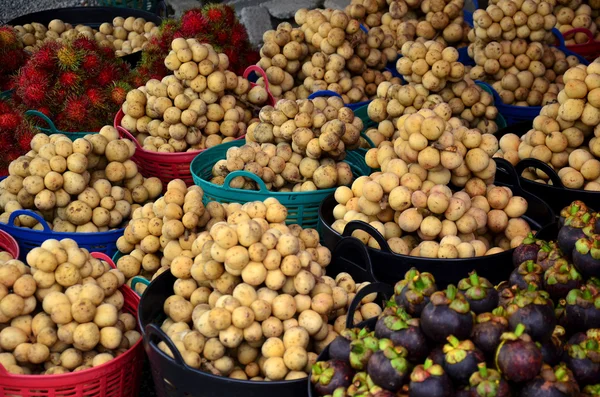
0,113,20,130
63,97,89,123
181,10,208,37
31,45,56,70
206,7,224,23
0,27,18,46
86,88,105,108
21,84,47,104
56,46,80,70
223,6,236,25
59,71,80,88
216,31,229,44
97,66,118,86
110,83,129,105
82,54,100,72
72,37,97,52
0,101,11,114
231,24,248,46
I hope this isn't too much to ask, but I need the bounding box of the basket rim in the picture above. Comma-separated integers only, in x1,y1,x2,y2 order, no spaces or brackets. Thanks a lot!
0,229,19,258
0,287,142,380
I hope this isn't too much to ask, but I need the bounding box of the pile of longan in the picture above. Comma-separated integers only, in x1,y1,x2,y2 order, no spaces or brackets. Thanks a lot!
495,60,600,191
0,128,162,233
115,180,213,291
120,38,268,153
12,17,158,56
554,1,600,45
365,104,500,187
396,41,466,92
157,198,379,381
331,176,531,258
0,239,141,375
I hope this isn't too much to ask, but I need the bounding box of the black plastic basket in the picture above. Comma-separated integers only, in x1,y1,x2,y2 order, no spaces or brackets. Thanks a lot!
138,235,387,397
7,7,162,67
318,158,556,287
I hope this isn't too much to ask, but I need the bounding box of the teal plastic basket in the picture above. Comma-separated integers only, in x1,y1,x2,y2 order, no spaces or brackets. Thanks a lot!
25,110,97,141
190,140,371,228
0,90,13,100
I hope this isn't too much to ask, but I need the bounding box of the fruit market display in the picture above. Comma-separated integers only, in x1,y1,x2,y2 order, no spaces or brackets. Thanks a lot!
0,26,28,91
13,37,132,132
467,0,585,107
11,17,159,57
256,10,403,103
554,1,600,45
0,127,162,232
496,59,600,190
310,207,600,396
208,96,362,192
120,38,268,153
114,179,212,287
0,239,141,375
0,98,35,177
155,198,379,380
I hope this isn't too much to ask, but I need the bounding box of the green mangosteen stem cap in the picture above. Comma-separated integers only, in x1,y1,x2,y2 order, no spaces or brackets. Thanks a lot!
447,335,460,348
514,323,526,337
446,284,457,300
391,357,409,374
423,358,433,370
554,367,567,382
478,362,488,379
470,272,480,286
523,233,536,245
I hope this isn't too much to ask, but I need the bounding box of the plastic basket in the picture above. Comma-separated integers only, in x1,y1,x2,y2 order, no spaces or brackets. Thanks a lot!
26,110,97,140
0,90,13,100
190,140,371,228
0,209,123,261
308,90,375,130
561,28,600,62
0,262,144,397
0,229,19,259
114,66,274,189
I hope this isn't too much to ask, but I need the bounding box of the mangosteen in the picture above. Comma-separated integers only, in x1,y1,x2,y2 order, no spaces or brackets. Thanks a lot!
540,326,566,367
458,272,499,315
312,359,355,396
564,281,600,333
520,363,580,397
537,242,565,271
543,259,583,301
330,328,365,362
349,335,390,371
558,212,593,256
408,359,454,397
505,284,556,342
495,323,543,383
394,268,437,317
468,363,511,397
442,336,485,386
563,330,600,386
509,260,544,290
471,308,509,360
455,388,471,397
573,235,600,278
513,233,545,268
420,284,473,343
322,387,347,397
559,201,590,228
583,384,600,397
428,346,445,366
367,344,412,392
346,372,375,395
374,307,429,364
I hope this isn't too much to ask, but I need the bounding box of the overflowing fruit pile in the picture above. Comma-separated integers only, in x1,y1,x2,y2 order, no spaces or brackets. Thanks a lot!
11,17,159,57
0,239,141,375
0,98,35,177
311,201,600,396
0,127,162,232
0,26,27,91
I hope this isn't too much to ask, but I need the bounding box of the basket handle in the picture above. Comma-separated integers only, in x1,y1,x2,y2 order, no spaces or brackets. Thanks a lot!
332,236,378,283
552,27,567,49
117,125,144,150
360,132,376,149
131,276,150,297
342,220,393,253
91,252,116,269
562,28,595,44
308,90,343,100
145,323,187,367
243,65,271,93
7,210,52,232
25,110,59,134
514,158,565,188
493,158,523,190
475,80,502,105
223,170,270,193
345,282,393,328
359,24,369,33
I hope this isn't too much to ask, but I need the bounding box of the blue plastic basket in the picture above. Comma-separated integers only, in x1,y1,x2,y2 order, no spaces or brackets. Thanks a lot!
25,110,97,141
190,140,371,228
0,209,123,261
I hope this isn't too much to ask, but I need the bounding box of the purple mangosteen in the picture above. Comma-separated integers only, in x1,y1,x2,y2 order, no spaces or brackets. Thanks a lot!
458,272,499,315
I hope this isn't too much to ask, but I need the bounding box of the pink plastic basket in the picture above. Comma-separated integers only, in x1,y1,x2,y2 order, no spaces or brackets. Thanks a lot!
0,253,144,397
114,66,275,189
0,229,19,259
561,28,600,62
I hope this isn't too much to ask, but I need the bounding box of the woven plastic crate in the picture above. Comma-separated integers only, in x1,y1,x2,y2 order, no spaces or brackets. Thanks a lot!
26,110,97,140
0,209,122,261
0,229,19,259
0,257,144,397
190,140,371,228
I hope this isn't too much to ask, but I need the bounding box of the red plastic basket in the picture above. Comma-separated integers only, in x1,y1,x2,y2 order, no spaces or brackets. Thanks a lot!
114,66,275,189
0,253,144,397
562,28,600,62
0,229,19,259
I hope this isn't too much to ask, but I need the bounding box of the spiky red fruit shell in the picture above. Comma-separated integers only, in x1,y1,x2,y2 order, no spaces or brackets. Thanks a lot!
63,97,89,123
223,6,236,25
0,27,18,46
216,31,229,43
30,45,56,69
206,8,224,22
97,66,118,86
181,10,208,37
231,24,248,46
86,88,105,108
72,37,97,52
110,86,127,105
59,71,80,88
82,54,100,71
0,113,21,130
0,101,12,114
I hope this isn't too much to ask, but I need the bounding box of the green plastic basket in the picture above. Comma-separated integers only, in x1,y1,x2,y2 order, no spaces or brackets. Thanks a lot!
190,140,371,228
0,90,13,100
25,110,97,140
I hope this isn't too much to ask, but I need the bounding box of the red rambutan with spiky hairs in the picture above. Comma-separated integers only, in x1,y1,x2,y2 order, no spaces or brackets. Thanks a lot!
0,98,35,176
223,6,236,25
181,9,208,37
72,37,97,52
63,96,89,125
206,7,225,23
59,71,80,89
0,113,20,130
231,24,248,47
216,31,229,44
30,45,56,70
86,88,105,109
97,66,118,86
82,53,100,72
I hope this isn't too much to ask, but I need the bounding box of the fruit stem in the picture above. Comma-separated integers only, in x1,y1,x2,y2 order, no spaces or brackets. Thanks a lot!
447,335,460,348
514,323,526,337
414,276,426,291
555,367,567,382
526,261,534,273
446,284,457,300
527,283,537,292
470,272,480,287
570,204,580,215
423,359,432,370
583,212,591,223
478,362,488,378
